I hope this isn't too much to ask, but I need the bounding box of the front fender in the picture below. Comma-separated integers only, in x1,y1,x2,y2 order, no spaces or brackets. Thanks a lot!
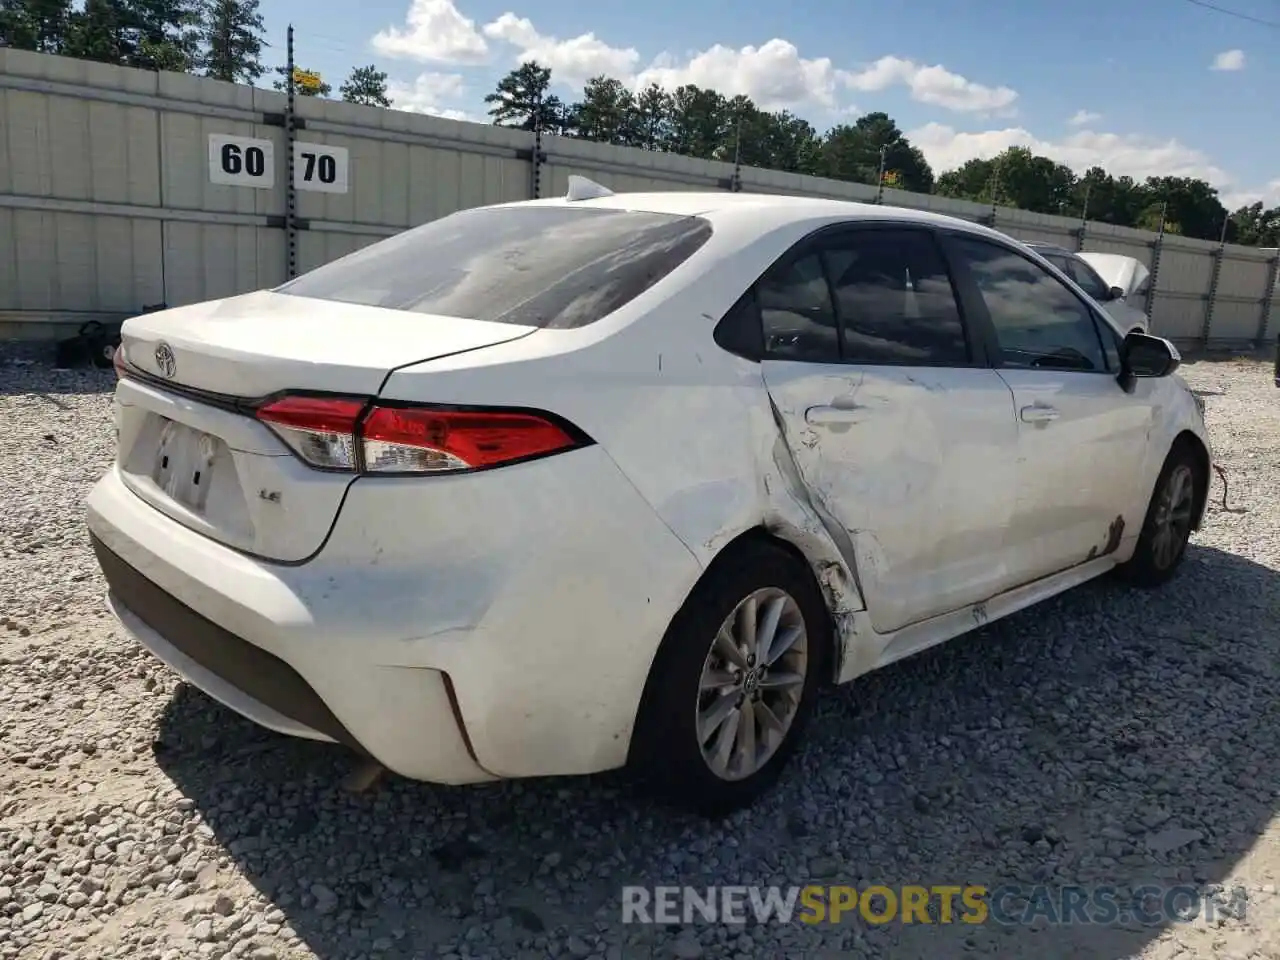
1150,376,1213,526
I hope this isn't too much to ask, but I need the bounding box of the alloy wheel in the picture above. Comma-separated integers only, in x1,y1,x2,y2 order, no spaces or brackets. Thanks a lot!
696,587,809,781
1151,463,1195,570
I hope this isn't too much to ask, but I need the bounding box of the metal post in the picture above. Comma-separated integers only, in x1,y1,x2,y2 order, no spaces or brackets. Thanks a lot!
983,160,1000,228
730,118,742,193
1202,214,1230,345
1075,182,1091,252
988,163,998,229
284,25,298,280
531,125,543,199
874,145,887,204
1257,250,1280,345
1144,201,1167,320
529,91,544,199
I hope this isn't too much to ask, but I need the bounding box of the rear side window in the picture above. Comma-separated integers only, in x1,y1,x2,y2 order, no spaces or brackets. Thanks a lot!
1066,258,1110,301
276,206,712,329
823,230,970,365
757,253,839,362
740,228,971,366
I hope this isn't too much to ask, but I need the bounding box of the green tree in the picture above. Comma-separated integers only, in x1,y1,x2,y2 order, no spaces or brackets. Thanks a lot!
200,0,265,84
630,83,671,150
1069,167,1148,227
0,0,72,53
273,64,330,97
936,146,1074,214
712,93,751,162
62,0,128,64
340,64,391,107
936,157,996,202
1135,203,1180,235
1229,202,1280,247
1140,176,1226,241
762,111,824,176
820,112,933,193
573,75,635,144
485,61,563,131
666,84,727,159
706,98,820,174
996,147,1075,214
125,0,203,72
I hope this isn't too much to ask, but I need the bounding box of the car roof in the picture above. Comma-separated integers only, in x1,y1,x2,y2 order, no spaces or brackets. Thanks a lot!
513,190,1020,244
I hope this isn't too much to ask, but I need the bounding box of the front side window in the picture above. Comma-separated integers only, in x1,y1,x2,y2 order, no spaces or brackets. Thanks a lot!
950,235,1108,373
1094,309,1123,370
276,205,712,329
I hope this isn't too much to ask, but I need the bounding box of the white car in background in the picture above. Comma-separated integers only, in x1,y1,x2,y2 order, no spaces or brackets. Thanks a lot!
1024,241,1152,336
87,183,1212,816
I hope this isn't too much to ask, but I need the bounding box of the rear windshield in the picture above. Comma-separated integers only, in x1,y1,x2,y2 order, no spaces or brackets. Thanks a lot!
276,205,713,329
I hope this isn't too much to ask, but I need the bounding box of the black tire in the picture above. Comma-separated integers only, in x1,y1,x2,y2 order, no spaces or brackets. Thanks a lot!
1115,441,1202,588
628,539,832,818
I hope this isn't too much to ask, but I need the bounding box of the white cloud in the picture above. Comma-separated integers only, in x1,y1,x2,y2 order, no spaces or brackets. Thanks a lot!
844,56,1017,114
632,40,849,111
482,14,640,86
372,0,489,65
1068,109,1101,126
1222,180,1280,209
466,5,1010,114
908,122,1231,185
386,72,473,121
1211,48,1246,71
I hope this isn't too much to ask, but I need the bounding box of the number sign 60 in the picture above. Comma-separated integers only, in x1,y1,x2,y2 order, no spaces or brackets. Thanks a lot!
220,143,267,178
207,134,275,189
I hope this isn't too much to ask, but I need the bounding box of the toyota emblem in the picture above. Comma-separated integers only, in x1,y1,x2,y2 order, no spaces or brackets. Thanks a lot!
154,342,176,379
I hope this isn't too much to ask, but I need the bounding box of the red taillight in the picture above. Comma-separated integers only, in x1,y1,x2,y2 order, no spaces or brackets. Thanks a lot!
255,396,586,475
362,407,580,474
256,396,366,471
112,345,128,381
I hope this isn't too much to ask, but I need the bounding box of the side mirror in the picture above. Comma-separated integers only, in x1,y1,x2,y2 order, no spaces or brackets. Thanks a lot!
1107,285,1125,302
1119,331,1180,392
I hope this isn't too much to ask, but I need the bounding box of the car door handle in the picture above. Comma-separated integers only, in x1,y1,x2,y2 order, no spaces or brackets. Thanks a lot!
1020,404,1060,423
805,405,859,426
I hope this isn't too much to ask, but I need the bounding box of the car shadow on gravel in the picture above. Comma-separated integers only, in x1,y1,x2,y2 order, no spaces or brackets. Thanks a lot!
152,540,1280,960
0,360,117,396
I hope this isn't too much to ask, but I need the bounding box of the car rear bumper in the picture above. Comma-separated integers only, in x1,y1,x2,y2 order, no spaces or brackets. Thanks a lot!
92,529,494,784
95,535,370,752
86,449,702,783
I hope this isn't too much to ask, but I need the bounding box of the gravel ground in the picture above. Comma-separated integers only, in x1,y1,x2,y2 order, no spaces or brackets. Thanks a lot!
3,349,1280,960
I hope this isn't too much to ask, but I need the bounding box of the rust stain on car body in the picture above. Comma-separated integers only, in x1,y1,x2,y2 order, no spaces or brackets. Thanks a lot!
1087,515,1126,561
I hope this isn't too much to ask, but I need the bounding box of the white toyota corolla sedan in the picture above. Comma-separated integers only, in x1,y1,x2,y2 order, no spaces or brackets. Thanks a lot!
87,183,1212,816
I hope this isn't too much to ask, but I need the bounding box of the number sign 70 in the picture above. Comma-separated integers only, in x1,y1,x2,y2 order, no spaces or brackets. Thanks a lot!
293,142,349,193
300,152,337,184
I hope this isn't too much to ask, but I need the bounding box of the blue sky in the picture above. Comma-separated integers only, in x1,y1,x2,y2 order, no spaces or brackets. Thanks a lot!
256,0,1280,206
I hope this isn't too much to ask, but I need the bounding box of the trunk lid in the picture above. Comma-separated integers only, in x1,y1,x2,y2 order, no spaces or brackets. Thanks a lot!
118,291,535,397
113,292,536,562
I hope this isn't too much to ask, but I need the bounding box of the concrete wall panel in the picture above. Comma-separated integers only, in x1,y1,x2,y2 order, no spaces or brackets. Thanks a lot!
1,48,1276,346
